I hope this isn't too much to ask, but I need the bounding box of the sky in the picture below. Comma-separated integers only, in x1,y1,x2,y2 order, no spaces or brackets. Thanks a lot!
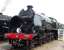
0,0,64,24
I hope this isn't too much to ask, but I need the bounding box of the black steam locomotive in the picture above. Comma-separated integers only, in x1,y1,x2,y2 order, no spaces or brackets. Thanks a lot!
0,13,11,39
1,5,58,50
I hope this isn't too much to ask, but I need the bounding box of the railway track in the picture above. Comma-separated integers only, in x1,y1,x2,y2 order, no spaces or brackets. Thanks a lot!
0,40,64,50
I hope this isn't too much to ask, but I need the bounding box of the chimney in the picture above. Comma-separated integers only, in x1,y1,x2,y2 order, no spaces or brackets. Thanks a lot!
27,5,33,10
